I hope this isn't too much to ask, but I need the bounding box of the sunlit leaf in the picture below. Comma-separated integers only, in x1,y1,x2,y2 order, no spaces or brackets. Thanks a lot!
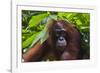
22,32,40,48
28,13,48,28
29,24,48,48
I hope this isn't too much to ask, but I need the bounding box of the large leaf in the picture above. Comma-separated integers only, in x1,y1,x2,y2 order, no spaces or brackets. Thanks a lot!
28,13,48,28
29,25,48,48
40,26,48,44
23,24,48,49
22,32,40,48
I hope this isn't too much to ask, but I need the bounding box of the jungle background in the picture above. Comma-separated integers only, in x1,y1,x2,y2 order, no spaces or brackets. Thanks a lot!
22,10,90,59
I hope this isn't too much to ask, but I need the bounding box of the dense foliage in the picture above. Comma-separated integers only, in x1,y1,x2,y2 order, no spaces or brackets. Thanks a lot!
22,10,90,59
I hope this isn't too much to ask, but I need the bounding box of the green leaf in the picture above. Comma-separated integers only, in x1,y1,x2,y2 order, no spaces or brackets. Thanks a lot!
22,32,40,48
29,25,48,48
28,13,48,28
49,15,57,20
76,20,82,25
40,26,48,44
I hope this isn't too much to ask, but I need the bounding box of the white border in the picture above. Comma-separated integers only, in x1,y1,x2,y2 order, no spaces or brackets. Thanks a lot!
12,4,97,73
